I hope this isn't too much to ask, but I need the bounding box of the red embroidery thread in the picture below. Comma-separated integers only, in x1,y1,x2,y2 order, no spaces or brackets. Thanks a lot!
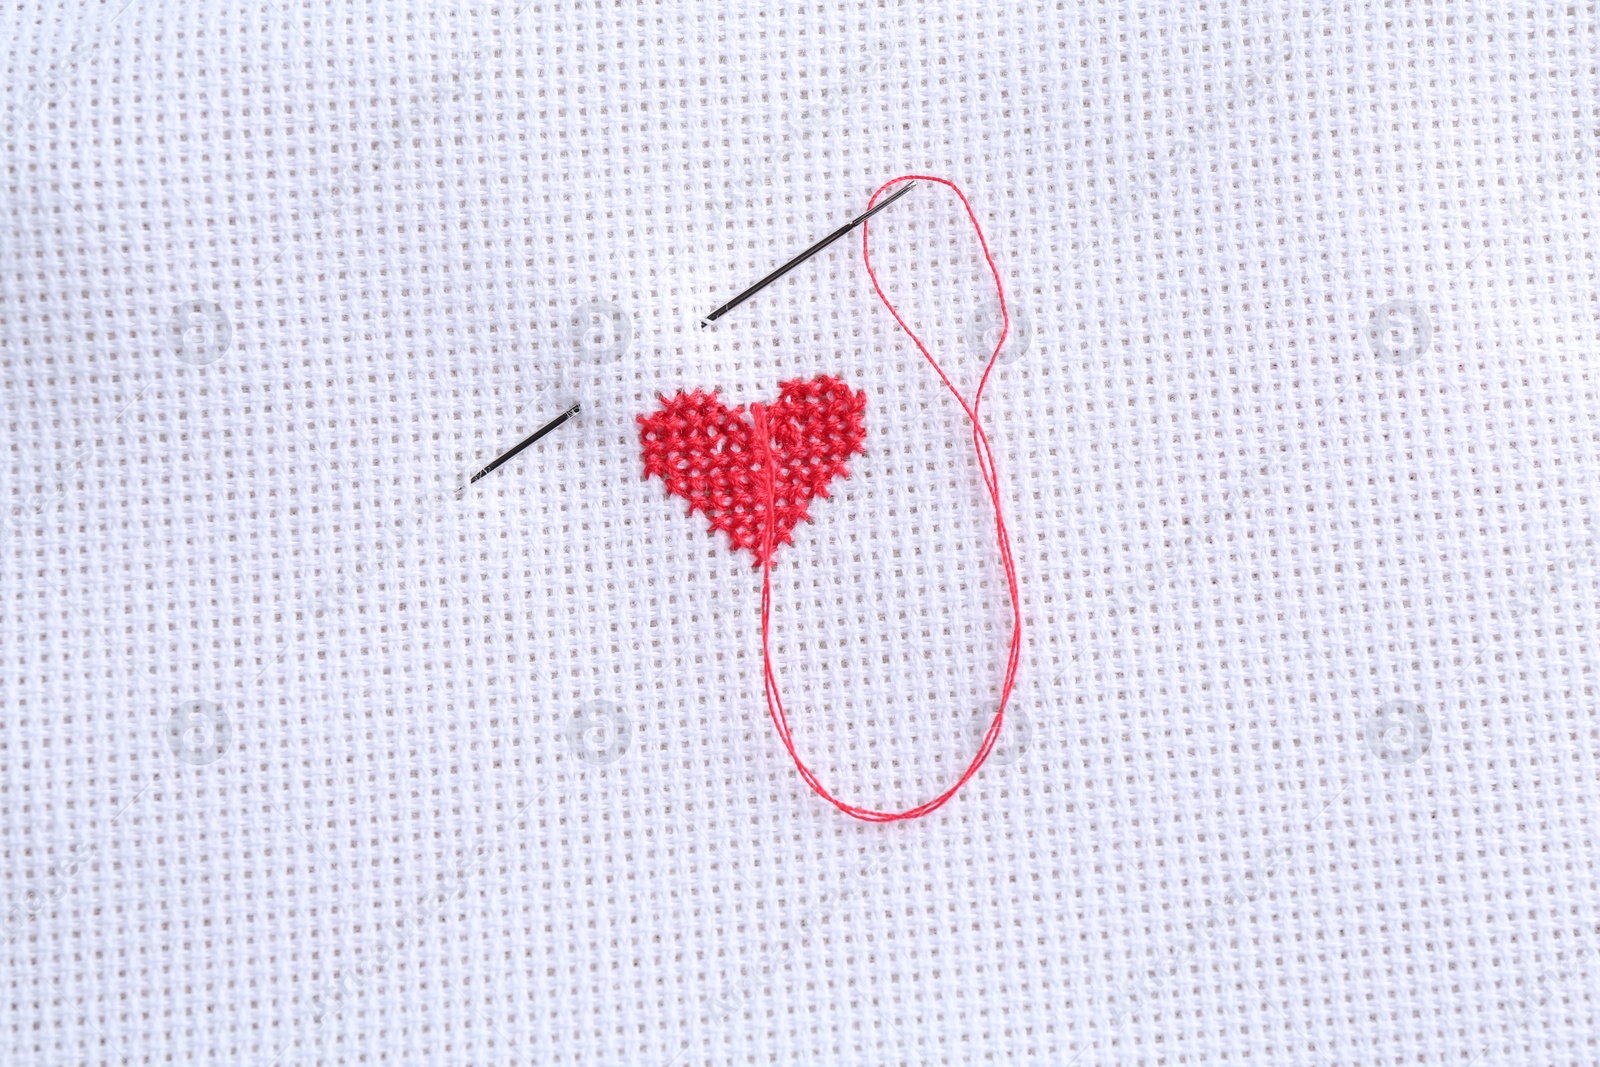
637,376,868,567
642,175,1022,823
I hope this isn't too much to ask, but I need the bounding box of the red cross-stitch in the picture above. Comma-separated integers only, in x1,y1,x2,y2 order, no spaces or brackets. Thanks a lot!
637,375,868,567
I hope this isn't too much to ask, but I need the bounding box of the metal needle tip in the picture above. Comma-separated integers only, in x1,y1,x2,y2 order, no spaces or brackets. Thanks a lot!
469,402,581,485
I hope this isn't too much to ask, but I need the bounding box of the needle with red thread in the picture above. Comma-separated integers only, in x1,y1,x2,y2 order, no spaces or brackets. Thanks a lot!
701,180,918,326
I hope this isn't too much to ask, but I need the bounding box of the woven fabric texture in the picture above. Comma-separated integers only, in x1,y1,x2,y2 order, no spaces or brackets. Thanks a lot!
3,2,1598,1064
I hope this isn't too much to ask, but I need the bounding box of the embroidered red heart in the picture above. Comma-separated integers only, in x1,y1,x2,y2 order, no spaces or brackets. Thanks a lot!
638,375,867,567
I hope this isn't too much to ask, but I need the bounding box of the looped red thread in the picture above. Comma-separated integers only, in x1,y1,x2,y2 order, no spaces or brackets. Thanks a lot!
753,174,1023,822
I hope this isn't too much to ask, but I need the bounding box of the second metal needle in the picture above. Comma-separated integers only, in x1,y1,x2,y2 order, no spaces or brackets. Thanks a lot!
469,402,581,485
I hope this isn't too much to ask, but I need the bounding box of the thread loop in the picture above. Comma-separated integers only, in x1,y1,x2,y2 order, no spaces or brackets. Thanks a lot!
754,174,1024,822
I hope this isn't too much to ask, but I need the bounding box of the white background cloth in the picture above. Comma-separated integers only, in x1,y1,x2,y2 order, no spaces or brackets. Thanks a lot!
3,2,1598,1064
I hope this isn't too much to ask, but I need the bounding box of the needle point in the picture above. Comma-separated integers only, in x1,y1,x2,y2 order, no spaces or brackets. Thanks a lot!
468,402,581,486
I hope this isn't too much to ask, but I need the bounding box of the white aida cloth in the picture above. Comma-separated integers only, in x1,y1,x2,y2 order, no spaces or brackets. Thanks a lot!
3,2,1599,1064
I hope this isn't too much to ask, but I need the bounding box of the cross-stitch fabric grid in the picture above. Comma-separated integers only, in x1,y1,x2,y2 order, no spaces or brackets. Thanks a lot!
2,2,1597,1064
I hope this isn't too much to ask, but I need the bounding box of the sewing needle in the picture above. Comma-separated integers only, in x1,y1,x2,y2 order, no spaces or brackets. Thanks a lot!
469,402,581,485
701,180,918,326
